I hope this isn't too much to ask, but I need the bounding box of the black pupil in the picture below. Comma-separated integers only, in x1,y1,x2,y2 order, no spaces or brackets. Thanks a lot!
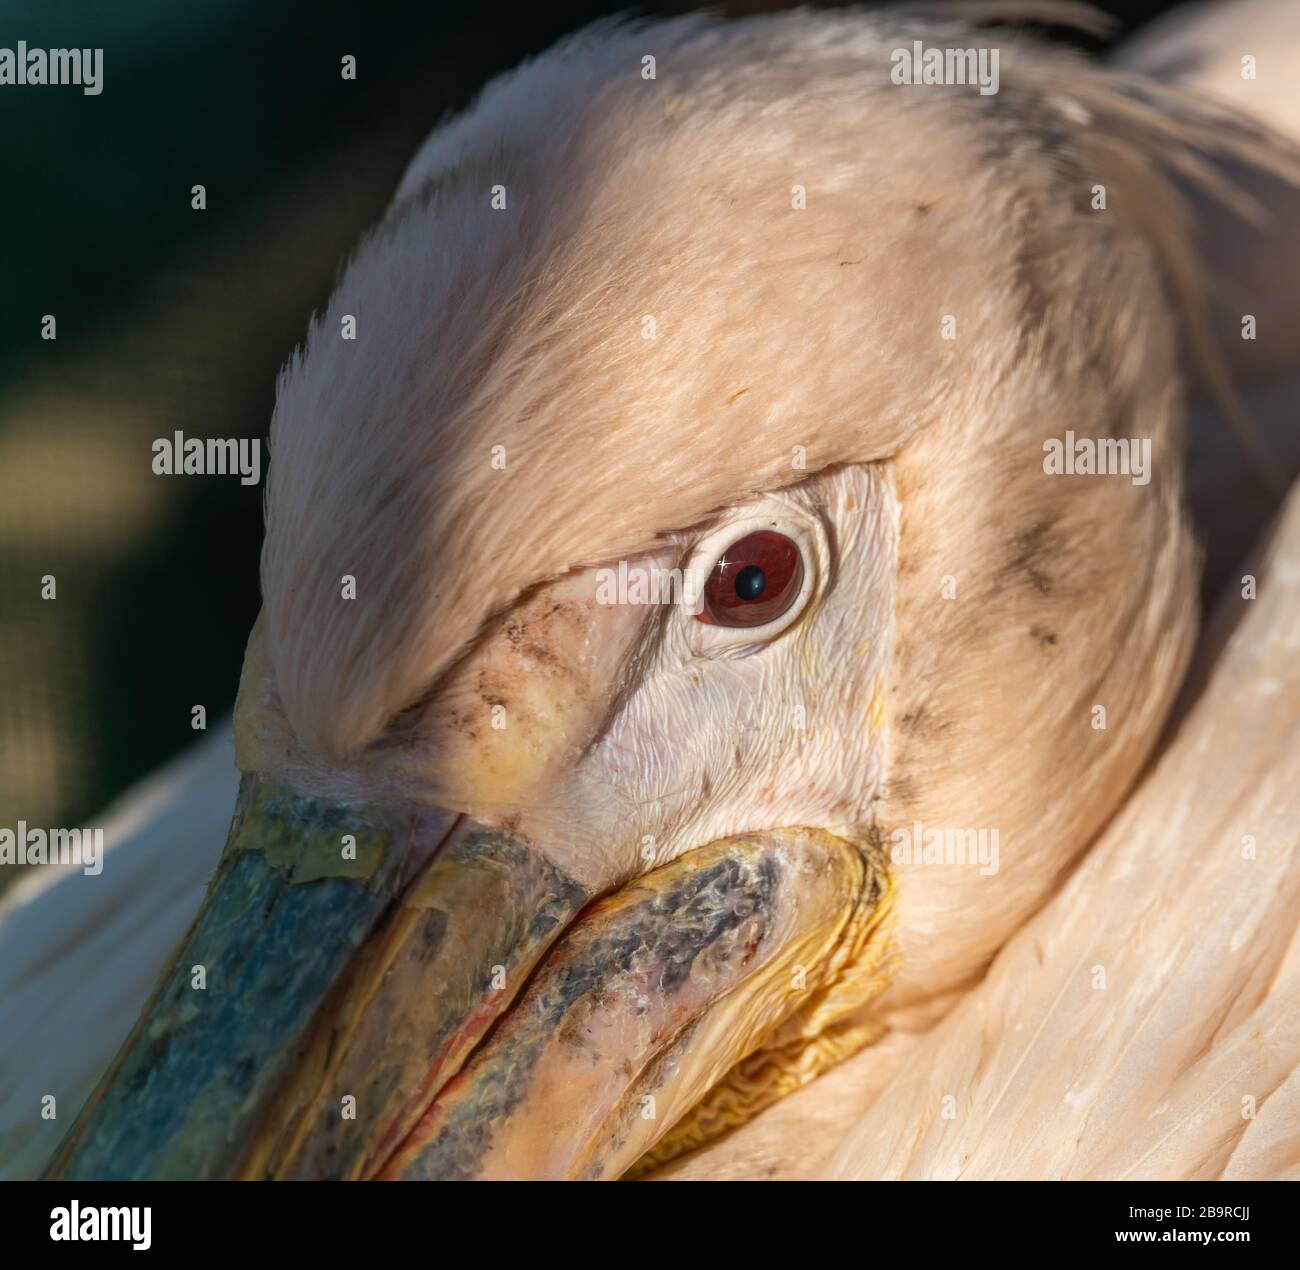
734,564,766,601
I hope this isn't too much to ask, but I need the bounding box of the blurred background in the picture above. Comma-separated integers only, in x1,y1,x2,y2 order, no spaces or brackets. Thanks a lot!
0,0,1186,891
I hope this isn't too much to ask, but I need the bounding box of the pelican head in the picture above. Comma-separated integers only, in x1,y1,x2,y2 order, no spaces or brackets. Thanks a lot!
51,7,1240,1179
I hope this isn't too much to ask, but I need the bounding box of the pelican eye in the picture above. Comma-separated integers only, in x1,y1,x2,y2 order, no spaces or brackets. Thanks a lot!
697,530,804,627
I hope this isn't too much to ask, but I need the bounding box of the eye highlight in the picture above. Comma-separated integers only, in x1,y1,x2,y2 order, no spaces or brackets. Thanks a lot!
696,530,804,628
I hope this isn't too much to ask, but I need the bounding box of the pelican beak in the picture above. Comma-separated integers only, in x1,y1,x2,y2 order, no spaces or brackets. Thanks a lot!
45,773,585,1180
45,774,885,1180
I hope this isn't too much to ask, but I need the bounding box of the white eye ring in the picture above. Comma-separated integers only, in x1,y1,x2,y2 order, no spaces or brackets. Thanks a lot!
680,502,822,653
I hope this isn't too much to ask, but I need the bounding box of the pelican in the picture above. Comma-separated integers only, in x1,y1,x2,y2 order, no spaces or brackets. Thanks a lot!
3,1,1299,1181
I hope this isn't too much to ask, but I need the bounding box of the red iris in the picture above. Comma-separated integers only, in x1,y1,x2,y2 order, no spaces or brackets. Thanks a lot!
697,530,804,627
